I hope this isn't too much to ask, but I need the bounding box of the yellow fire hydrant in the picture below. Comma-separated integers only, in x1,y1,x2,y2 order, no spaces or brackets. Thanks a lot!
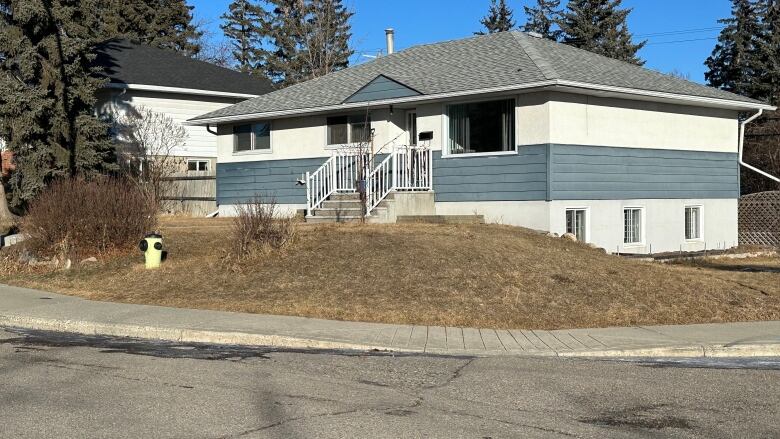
139,233,163,269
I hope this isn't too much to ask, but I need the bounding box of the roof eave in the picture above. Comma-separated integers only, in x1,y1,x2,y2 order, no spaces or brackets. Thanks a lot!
186,80,775,126
105,82,261,99
554,80,776,112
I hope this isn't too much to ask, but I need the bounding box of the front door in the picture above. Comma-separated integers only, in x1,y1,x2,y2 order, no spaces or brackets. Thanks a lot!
406,111,417,146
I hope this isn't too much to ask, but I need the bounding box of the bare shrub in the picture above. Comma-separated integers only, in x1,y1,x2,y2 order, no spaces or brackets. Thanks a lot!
21,178,157,258
113,106,188,210
229,196,296,261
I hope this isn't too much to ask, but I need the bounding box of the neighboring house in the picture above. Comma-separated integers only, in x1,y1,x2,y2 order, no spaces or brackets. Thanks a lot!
188,31,774,254
94,39,274,173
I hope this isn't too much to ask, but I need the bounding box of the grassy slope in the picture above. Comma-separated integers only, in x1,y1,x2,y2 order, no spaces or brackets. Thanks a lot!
2,218,779,330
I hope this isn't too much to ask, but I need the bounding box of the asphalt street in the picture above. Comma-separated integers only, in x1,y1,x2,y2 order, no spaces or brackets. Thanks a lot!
1,327,778,438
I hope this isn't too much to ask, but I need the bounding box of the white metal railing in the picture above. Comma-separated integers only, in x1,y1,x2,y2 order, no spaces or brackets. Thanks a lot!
393,146,433,191
306,146,432,217
305,155,336,215
365,153,395,215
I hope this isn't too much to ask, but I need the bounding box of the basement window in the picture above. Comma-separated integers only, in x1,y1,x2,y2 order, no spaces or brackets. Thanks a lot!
685,206,702,240
234,122,271,152
446,98,515,155
566,209,587,242
327,114,372,145
623,208,643,245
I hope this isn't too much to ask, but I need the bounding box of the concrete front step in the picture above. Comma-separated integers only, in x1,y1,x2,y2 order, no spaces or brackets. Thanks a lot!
306,215,383,224
329,193,363,201
321,200,364,209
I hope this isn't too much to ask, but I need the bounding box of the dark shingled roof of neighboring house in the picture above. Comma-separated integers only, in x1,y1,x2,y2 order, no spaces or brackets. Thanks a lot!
190,31,769,122
94,39,275,96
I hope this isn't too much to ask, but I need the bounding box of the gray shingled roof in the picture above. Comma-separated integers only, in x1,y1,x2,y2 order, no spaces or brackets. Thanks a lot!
95,39,274,96
190,31,767,122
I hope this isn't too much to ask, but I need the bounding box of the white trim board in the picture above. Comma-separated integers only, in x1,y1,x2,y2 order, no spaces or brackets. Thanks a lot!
105,82,259,99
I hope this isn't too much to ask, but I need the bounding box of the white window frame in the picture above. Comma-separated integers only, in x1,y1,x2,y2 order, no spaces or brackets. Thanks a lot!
684,205,704,242
565,207,590,243
623,206,645,247
233,121,273,155
324,114,373,150
186,159,210,172
441,96,518,158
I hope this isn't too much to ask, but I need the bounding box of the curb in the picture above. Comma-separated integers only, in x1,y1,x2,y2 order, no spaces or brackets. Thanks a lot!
2,314,779,358
0,315,401,353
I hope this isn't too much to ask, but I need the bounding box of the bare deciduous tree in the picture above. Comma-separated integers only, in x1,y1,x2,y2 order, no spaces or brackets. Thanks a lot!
113,106,188,209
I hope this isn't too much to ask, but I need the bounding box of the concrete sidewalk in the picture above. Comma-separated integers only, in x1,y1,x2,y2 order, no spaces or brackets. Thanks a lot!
1,283,779,357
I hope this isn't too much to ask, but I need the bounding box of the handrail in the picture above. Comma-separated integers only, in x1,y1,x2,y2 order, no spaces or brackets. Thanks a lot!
305,155,335,216
306,146,432,218
365,146,432,216
365,153,395,216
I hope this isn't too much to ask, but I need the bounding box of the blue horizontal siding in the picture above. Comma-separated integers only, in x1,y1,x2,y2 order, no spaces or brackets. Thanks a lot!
549,144,739,200
216,157,326,205
215,144,739,206
432,145,548,202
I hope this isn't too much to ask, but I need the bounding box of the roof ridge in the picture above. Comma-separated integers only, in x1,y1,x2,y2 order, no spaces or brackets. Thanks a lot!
511,32,558,81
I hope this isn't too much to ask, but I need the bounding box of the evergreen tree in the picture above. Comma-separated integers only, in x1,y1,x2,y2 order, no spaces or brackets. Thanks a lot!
705,0,762,98
260,0,353,87
559,0,646,65
95,0,202,56
753,0,780,104
522,0,562,40
0,0,115,207
221,0,264,72
476,0,516,35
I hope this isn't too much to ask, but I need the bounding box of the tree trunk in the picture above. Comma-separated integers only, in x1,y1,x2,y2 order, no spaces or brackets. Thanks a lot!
0,181,17,236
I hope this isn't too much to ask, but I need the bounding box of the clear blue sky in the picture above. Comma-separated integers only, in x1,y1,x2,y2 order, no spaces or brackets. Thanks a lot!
189,0,732,83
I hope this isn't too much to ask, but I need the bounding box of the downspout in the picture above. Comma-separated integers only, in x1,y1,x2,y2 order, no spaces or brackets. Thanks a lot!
205,123,219,218
739,109,780,183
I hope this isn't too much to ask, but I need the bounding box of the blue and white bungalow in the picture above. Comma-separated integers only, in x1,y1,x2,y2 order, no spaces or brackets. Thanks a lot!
187,31,775,254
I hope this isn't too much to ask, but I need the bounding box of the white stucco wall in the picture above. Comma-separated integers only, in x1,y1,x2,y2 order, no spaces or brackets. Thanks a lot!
547,92,740,153
435,201,551,231
547,198,738,254
217,108,410,164
97,89,242,158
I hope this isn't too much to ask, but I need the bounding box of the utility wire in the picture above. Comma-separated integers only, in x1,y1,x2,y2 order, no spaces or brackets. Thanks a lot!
635,26,724,38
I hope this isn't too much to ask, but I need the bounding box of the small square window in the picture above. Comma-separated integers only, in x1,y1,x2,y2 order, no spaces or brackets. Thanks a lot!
566,209,587,242
624,208,643,244
685,206,702,240
234,122,271,152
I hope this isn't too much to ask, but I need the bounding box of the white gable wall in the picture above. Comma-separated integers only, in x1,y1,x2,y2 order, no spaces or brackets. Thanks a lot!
97,89,243,158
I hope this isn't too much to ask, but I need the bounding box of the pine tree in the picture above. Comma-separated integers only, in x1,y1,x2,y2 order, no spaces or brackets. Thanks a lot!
95,0,202,56
522,0,562,40
559,0,646,65
705,0,762,98
0,0,115,207
260,0,354,87
476,0,516,35
221,0,265,72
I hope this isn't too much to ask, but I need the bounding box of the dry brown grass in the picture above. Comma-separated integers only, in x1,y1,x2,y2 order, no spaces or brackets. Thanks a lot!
2,217,779,330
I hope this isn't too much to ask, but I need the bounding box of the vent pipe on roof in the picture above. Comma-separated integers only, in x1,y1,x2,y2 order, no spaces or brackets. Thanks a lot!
385,28,395,55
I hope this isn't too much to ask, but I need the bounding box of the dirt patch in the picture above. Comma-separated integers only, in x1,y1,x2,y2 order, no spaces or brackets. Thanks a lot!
1,217,779,330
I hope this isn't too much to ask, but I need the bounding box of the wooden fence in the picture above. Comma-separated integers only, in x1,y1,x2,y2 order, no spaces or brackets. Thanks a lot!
160,171,216,217
739,191,780,248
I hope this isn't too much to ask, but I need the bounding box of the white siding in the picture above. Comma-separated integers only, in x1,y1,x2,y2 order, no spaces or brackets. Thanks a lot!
97,89,244,158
